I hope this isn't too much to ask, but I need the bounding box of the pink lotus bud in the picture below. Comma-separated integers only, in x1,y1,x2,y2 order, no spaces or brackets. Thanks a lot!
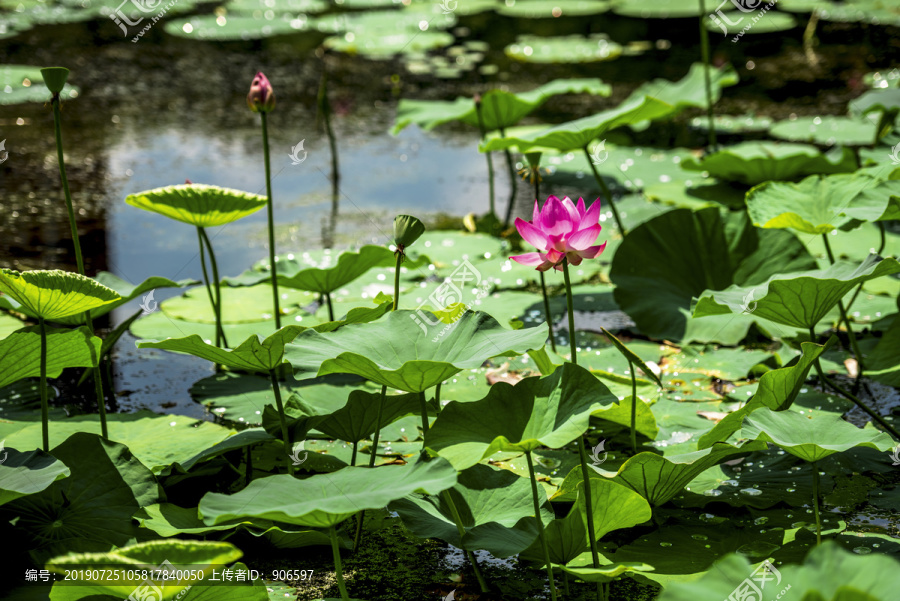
247,72,275,113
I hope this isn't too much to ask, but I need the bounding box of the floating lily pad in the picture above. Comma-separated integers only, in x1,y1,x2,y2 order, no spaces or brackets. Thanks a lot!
200,455,457,528
125,184,267,227
130,311,285,342
704,10,797,33
612,0,709,18
0,325,100,389
324,30,455,59
505,34,623,63
161,285,314,324
689,113,774,134
624,63,739,122
681,142,858,186
165,14,311,40
769,116,879,147
225,0,328,14
0,65,78,105
425,363,617,470
497,0,611,17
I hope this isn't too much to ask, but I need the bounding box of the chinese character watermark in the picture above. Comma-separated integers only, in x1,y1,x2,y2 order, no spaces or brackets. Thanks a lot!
708,0,778,43
409,260,490,341
724,559,789,601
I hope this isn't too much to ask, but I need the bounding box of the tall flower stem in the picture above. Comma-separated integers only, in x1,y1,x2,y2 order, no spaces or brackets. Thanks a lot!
629,360,638,454
697,0,717,150
393,252,403,310
442,489,490,593
583,146,625,237
821,234,865,388
260,111,282,329
563,259,603,581
39,317,49,452
199,228,228,349
498,125,518,229
368,385,388,469
419,390,429,435
318,59,340,198
809,327,900,439
196,227,220,348
811,461,821,545
51,90,108,438
329,525,351,601
533,177,556,353
525,450,558,601
474,98,496,217
325,292,335,322
269,369,294,476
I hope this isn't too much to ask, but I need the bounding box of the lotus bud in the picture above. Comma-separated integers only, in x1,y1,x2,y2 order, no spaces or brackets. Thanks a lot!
247,72,275,113
392,214,425,254
40,67,69,95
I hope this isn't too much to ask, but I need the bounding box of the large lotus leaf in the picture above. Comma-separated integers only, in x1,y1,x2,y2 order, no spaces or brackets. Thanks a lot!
284,310,548,393
746,173,900,234
161,429,275,476
200,455,457,528
624,63,738,118
498,0,611,16
138,327,307,373
3,432,158,562
316,389,422,443
160,284,315,324
599,328,663,387
0,325,101,389
704,10,797,33
657,541,900,601
324,30,455,59
583,441,766,506
390,463,554,558
0,447,70,507
134,503,269,537
504,34,623,64
592,396,659,441
770,115,879,146
868,314,900,386
125,184,267,228
3,411,238,474
740,408,895,463
391,78,611,135
0,269,120,321
164,14,309,40
681,142,857,186
425,363,617,470
610,207,818,341
481,95,673,153
698,339,835,449
46,539,244,600
692,255,900,329
0,312,24,338
560,562,656,584
612,0,712,17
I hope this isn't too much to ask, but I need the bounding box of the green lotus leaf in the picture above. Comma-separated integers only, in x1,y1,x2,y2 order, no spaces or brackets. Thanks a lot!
160,284,315,324
704,10,797,34
581,441,766,506
46,539,244,600
164,14,310,40
867,313,900,386
591,395,659,441
852,86,900,116
698,339,836,449
681,142,858,186
0,325,101,389
610,208,818,341
3,411,239,475
497,0,612,17
391,78,611,135
746,173,900,234
199,455,458,528
138,326,307,373
390,463,554,558
125,184,267,228
3,432,159,563
0,269,120,322
599,328,663,387
0,64,79,105
226,0,329,15
316,389,422,443
612,0,712,18
284,310,548,393
425,363,617,470
504,34,623,64
134,503,259,537
0,447,70,507
657,542,900,601
692,255,900,329
480,94,673,153
769,115,879,147
323,30,455,59
623,63,738,121
273,245,400,294
740,408,896,463
161,428,275,475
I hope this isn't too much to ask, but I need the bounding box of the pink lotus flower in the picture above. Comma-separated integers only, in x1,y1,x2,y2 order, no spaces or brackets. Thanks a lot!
247,72,275,113
510,196,607,272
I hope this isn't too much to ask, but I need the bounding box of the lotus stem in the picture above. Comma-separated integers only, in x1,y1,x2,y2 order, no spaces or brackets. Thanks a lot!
350,441,358,467
196,227,220,348
629,360,637,454
845,222,886,313
329,525,351,601
803,9,821,69
811,461,821,545
809,327,900,439
419,390,429,435
393,252,402,311
260,111,282,329
498,125,518,229
697,0,717,150
821,234,865,385
199,227,228,349
524,450,558,601
564,259,603,581
325,292,335,322
535,174,556,353
474,97,496,217
318,59,340,197
603,582,610,601
50,90,108,439
442,490,490,593
245,444,253,485
563,572,570,597
369,385,388,468
268,369,294,476
353,511,365,553
39,317,49,452
583,146,626,237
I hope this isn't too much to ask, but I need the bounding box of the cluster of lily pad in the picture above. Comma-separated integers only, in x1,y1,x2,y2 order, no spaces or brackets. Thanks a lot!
3,20,900,601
